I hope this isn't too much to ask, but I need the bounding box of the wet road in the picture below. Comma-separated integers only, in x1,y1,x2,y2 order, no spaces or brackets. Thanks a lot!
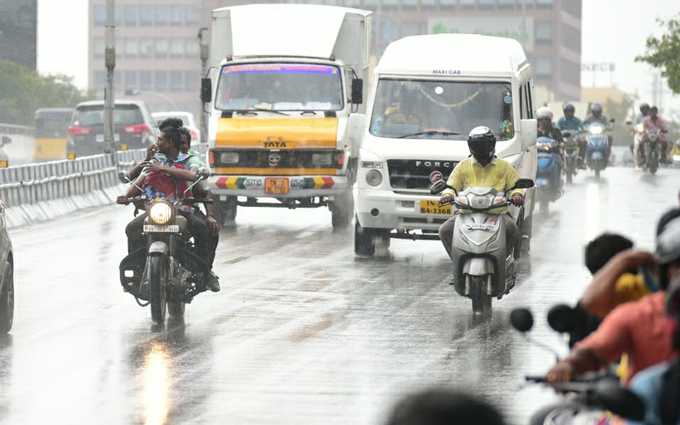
1,166,678,424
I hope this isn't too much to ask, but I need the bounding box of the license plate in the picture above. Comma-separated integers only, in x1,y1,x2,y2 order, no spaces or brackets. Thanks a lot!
419,200,451,215
143,224,180,233
265,177,289,195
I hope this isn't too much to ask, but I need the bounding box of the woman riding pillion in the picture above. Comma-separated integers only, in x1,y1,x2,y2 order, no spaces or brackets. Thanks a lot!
438,127,525,260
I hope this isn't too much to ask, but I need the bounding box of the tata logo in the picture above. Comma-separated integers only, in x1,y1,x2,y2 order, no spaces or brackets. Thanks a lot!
432,69,462,76
263,137,287,149
415,160,454,168
268,153,282,167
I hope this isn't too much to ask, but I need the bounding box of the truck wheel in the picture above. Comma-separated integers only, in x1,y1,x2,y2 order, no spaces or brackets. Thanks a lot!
0,262,13,334
354,219,376,257
218,197,238,226
331,191,354,229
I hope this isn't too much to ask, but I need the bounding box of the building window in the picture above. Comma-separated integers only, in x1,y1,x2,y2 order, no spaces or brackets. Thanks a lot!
169,39,185,58
536,0,554,6
139,5,154,26
170,5,184,26
185,39,200,58
155,39,169,58
139,39,154,58
140,71,153,91
535,21,553,43
155,71,168,91
94,5,106,26
170,71,184,91
562,23,581,53
154,5,169,26
123,5,138,27
498,0,516,6
535,57,552,77
124,39,139,58
124,70,138,90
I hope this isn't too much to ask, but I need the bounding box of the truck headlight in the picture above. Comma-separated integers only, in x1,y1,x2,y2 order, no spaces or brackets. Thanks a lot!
366,169,383,187
219,152,239,165
149,202,173,225
312,152,333,166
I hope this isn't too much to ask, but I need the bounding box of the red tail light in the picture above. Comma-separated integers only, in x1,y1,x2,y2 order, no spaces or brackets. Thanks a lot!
124,123,150,134
67,126,92,136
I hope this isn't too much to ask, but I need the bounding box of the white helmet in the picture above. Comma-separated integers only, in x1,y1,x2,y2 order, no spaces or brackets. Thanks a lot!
536,107,553,120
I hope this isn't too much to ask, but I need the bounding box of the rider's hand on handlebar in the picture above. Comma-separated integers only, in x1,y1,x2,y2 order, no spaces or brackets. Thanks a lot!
116,196,130,205
440,194,455,205
511,194,524,207
546,361,574,383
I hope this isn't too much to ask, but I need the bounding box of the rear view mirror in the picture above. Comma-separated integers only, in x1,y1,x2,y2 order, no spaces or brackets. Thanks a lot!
509,308,534,333
118,171,130,184
1,136,11,146
430,179,448,195
351,79,363,104
595,382,646,421
201,78,212,104
512,178,535,189
520,119,537,149
547,304,576,333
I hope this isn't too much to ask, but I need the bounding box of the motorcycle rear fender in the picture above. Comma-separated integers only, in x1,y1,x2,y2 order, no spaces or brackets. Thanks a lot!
148,241,169,257
463,257,494,276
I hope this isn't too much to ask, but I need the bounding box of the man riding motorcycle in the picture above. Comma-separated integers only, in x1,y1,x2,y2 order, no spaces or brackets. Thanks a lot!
643,106,670,163
438,127,525,260
557,103,586,168
119,125,220,292
537,107,564,143
584,102,613,162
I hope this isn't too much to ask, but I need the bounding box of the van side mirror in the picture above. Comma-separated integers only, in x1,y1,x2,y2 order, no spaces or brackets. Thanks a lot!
201,78,212,104
346,113,367,157
520,119,537,149
1,136,10,146
351,79,363,104
512,178,535,190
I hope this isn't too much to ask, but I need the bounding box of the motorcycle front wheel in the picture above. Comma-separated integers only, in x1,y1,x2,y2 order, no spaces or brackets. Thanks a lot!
148,256,167,325
469,276,491,316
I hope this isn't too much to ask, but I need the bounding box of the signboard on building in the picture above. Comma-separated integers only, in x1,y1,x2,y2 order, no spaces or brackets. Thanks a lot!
428,16,535,52
0,0,37,69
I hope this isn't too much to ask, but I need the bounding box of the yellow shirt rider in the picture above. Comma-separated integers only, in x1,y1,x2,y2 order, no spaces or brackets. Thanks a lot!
438,126,525,259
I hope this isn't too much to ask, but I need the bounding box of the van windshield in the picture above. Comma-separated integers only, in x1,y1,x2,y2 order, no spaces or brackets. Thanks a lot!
369,79,514,141
215,63,344,112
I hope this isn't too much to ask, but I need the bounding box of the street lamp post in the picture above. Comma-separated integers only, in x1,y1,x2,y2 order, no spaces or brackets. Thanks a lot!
198,27,210,147
104,0,117,164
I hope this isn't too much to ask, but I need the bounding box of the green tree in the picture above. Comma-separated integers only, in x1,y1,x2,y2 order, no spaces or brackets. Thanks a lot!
636,15,680,94
0,60,88,126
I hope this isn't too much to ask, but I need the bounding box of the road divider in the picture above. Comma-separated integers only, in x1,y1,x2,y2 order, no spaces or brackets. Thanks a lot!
0,150,146,228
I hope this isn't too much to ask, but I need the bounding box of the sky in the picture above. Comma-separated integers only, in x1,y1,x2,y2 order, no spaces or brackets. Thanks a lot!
37,0,680,109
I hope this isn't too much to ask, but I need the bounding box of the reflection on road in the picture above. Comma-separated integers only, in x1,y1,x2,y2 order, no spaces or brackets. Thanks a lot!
142,342,171,425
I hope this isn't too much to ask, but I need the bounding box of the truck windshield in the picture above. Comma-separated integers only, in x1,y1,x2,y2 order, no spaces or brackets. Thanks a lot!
215,63,344,112
369,79,514,141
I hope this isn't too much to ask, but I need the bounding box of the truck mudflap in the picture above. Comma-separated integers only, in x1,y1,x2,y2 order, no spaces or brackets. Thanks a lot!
208,174,349,198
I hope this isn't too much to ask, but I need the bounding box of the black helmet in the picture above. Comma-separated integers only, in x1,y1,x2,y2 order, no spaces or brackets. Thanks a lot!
640,102,650,114
563,103,575,114
468,126,496,164
591,103,603,116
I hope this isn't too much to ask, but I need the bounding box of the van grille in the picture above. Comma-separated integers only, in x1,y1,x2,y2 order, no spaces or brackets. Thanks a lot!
387,159,458,190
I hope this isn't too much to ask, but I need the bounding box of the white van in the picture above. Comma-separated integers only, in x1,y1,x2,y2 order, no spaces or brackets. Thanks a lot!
348,34,537,256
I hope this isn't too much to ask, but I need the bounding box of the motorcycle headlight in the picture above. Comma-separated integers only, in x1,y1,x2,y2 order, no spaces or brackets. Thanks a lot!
365,169,383,187
149,202,173,225
590,126,603,135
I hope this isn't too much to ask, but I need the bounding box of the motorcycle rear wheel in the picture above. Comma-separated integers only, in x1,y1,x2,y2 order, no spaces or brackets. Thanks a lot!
149,256,167,325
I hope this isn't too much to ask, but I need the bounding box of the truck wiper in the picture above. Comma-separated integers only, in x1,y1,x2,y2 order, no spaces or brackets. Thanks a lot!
235,109,290,116
397,130,461,139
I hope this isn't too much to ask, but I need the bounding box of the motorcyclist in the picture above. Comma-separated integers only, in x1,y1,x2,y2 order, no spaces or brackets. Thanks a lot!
537,107,564,186
643,106,670,163
636,103,651,125
557,103,586,168
583,102,613,162
438,126,524,260
632,103,651,169
118,126,220,292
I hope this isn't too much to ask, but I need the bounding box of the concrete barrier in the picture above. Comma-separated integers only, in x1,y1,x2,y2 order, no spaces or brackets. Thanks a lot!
0,149,146,228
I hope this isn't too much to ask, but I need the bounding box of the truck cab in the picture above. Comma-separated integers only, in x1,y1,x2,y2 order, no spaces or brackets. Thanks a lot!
204,4,372,228
350,34,537,256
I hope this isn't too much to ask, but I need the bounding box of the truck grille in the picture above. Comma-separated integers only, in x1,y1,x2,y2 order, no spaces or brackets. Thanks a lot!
387,159,458,190
211,149,344,169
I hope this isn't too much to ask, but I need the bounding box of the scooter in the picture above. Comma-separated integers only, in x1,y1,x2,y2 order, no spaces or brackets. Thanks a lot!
536,136,563,213
584,123,609,179
561,130,579,184
430,178,534,315
509,307,646,425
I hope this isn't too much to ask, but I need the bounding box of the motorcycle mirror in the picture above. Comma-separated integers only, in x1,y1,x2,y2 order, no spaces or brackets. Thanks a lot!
594,382,646,421
547,304,576,333
512,179,535,190
625,120,633,126
118,171,130,184
430,179,448,195
510,308,534,333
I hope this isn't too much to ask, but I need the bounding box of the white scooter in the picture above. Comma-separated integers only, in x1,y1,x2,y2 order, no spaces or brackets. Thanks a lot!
431,178,534,315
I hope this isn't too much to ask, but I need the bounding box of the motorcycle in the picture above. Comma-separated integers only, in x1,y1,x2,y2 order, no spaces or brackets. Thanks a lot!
509,307,646,425
430,178,534,315
584,123,609,179
118,172,212,325
561,130,579,184
536,136,563,213
639,127,662,175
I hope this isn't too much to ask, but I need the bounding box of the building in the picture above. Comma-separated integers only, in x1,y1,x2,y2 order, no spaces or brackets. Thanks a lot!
0,0,37,69
88,0,581,115
88,0,203,115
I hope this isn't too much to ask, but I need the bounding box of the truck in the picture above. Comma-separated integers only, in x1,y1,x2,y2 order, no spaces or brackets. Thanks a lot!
349,34,538,256
202,4,372,228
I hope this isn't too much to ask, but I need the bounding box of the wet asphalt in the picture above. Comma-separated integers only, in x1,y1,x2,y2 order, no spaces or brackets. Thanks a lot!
0,165,678,425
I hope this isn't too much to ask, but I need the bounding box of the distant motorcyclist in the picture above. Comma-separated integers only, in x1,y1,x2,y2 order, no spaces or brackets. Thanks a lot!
636,103,651,125
584,102,613,162
557,103,586,167
438,127,524,260
537,107,564,143
643,106,670,163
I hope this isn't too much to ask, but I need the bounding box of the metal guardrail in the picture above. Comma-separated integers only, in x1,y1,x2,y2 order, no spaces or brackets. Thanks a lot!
0,149,146,208
0,123,34,136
